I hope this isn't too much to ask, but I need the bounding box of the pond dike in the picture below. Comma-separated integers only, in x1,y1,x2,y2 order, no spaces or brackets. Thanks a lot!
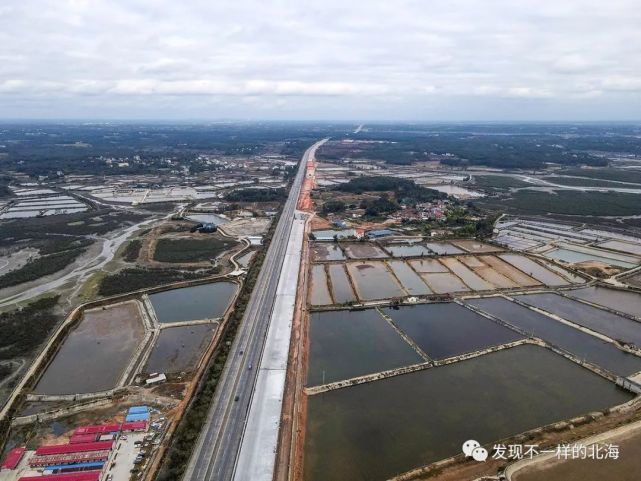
305,292,641,396
304,338,534,396
465,295,641,393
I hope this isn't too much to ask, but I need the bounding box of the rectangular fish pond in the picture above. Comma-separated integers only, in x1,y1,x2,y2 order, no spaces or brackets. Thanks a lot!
149,281,237,323
468,296,641,377
383,302,523,359
517,293,641,348
35,302,145,395
307,309,422,386
144,324,217,374
304,344,633,481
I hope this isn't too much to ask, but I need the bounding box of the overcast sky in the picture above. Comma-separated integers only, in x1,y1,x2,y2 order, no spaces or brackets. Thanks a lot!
1,0,640,121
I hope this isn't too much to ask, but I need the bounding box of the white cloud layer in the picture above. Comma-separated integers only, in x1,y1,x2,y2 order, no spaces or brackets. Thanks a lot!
1,0,640,120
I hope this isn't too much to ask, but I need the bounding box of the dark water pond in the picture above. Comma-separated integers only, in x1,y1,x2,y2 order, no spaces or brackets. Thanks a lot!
305,345,632,481
383,302,522,359
307,309,421,386
468,296,641,376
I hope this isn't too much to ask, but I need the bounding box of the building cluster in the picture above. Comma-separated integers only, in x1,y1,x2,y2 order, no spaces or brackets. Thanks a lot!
0,407,151,481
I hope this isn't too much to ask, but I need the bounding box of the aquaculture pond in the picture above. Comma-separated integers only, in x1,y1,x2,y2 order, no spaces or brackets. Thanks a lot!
343,243,388,259
468,297,641,377
383,243,432,257
544,248,637,269
386,260,431,295
346,262,406,300
439,257,493,290
499,254,569,286
311,243,346,261
420,272,469,294
307,309,422,386
35,302,144,395
478,255,540,287
408,258,449,273
424,242,464,255
383,302,522,359
598,239,641,256
309,265,332,305
327,264,356,304
149,281,237,323
451,240,502,253
567,286,641,318
235,250,255,268
517,293,641,347
304,345,632,481
144,324,215,374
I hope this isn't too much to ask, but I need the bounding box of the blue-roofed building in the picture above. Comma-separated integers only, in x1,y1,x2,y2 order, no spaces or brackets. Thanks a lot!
127,406,149,415
45,461,105,474
366,229,396,239
125,412,150,422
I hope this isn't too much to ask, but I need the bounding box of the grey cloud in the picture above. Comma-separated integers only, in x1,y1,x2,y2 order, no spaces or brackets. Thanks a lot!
1,0,640,119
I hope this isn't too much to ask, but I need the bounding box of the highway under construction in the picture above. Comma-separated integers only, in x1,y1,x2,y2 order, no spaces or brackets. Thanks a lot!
182,139,326,481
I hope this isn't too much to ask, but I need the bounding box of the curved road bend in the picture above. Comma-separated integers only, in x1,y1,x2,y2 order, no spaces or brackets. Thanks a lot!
183,139,326,481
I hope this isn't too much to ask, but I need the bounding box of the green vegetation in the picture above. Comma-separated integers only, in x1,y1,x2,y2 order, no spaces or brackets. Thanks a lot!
0,176,11,198
473,175,532,190
0,249,87,289
225,188,287,202
318,129,608,168
0,209,146,249
153,238,237,263
320,200,346,214
335,176,445,203
98,267,219,296
122,239,142,262
0,123,331,177
478,190,641,216
0,363,12,382
360,195,400,216
0,296,60,361
541,176,641,188
557,168,641,184
0,209,147,288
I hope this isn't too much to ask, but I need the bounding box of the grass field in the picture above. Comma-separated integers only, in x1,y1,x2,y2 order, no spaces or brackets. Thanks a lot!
153,237,237,263
541,176,641,187
560,168,641,184
477,190,641,216
472,175,532,190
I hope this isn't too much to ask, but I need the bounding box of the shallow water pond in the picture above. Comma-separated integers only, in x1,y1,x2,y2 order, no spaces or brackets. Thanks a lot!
35,302,144,395
144,324,215,374
149,282,237,323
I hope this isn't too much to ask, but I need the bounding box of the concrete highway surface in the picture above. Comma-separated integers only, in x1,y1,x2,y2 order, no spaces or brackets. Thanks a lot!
182,139,326,481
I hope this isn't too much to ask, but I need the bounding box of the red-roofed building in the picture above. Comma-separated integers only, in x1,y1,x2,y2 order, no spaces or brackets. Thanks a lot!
1,447,25,470
121,421,147,432
19,472,101,481
29,451,110,468
73,424,120,436
35,441,113,456
69,433,98,444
